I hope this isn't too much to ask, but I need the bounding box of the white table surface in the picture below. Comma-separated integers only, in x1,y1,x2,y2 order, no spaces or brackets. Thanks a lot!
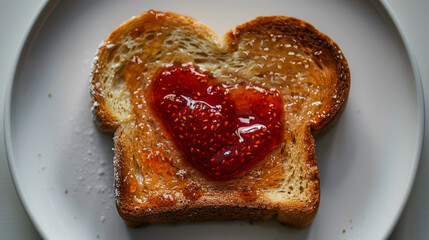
0,0,427,239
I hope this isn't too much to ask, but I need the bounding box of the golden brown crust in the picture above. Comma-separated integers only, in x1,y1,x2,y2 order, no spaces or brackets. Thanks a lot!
113,123,319,227
90,10,350,228
228,15,350,135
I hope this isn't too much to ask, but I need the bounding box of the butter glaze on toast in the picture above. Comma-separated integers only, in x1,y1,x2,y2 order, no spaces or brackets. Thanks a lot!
90,10,350,227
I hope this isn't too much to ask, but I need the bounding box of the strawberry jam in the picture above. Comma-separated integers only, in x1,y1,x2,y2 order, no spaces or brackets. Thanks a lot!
149,65,284,181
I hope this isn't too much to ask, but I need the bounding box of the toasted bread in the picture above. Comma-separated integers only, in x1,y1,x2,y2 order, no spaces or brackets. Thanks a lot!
90,10,350,228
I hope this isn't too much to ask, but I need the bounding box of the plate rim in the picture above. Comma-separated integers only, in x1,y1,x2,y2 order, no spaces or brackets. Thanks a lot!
3,0,425,239
375,0,425,238
3,0,58,239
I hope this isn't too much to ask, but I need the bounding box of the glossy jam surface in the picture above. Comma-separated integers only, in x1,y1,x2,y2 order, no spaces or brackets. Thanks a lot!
149,65,284,181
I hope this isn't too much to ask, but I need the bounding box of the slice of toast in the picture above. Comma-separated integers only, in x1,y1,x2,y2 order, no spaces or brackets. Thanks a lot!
90,10,350,228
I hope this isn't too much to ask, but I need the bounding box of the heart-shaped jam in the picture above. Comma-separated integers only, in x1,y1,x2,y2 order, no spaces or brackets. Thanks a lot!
149,65,284,181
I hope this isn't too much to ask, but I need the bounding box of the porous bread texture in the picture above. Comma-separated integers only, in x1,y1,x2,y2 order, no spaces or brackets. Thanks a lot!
90,10,350,228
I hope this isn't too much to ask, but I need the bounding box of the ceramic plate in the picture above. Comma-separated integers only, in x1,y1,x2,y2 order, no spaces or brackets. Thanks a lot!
5,0,424,239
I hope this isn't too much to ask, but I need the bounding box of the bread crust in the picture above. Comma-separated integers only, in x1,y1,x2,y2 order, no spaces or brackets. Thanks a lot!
228,15,350,135
90,10,350,228
113,123,320,227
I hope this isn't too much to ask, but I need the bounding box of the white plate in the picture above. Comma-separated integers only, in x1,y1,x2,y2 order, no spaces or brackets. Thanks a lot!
5,0,424,239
